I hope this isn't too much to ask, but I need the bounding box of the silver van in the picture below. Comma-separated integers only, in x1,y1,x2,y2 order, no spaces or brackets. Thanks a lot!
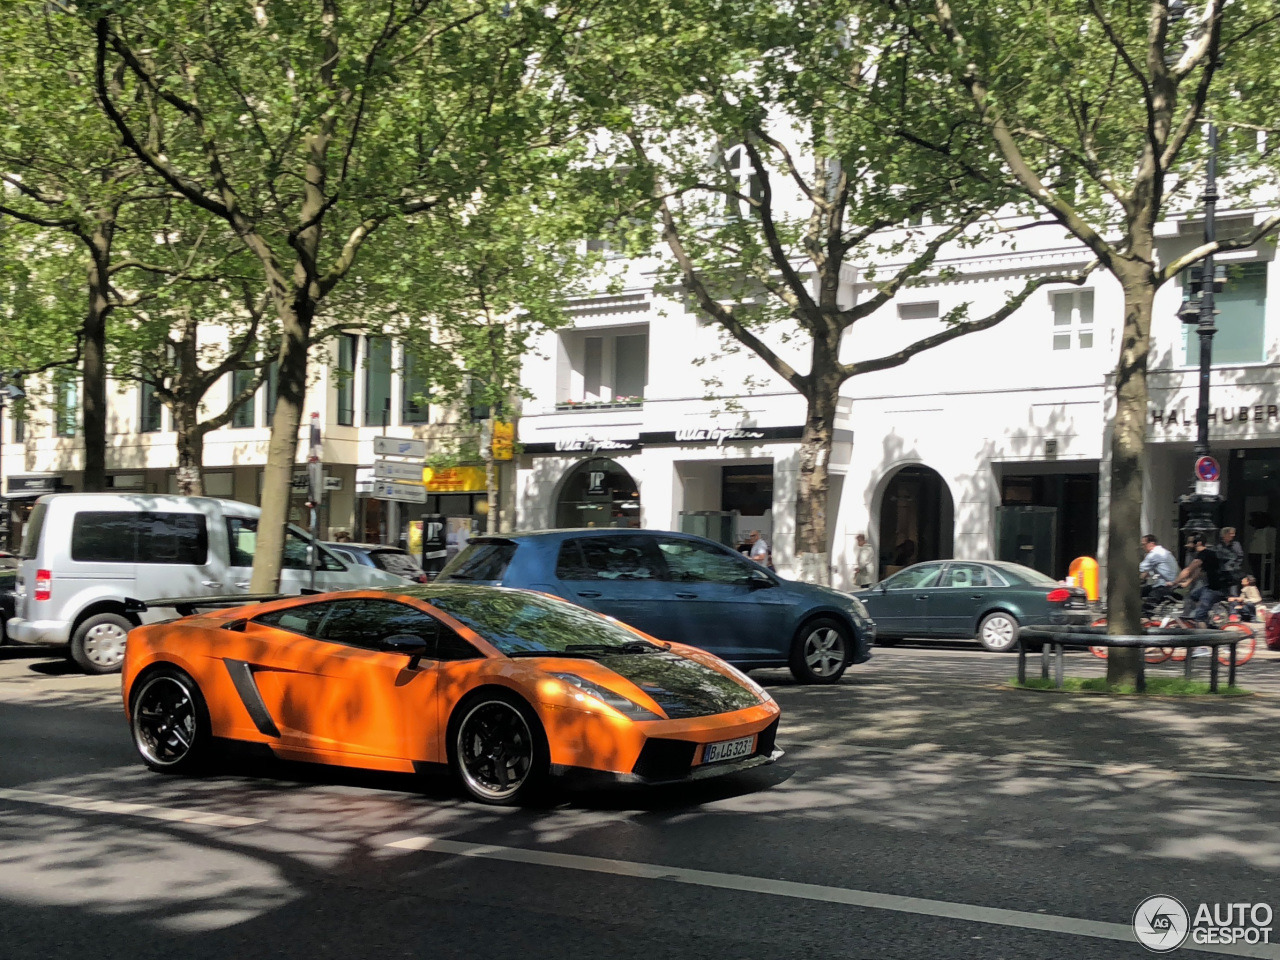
7,493,403,674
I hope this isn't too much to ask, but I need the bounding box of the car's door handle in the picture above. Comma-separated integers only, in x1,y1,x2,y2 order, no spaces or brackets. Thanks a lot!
970,594,984,600
914,594,929,600
201,580,222,588
577,590,602,598
234,581,252,589
675,592,698,599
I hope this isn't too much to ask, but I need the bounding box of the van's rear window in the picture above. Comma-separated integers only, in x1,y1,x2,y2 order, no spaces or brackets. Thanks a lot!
18,502,47,560
438,542,516,582
70,512,208,565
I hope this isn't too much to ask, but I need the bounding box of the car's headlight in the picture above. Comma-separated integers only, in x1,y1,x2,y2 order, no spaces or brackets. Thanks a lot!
549,673,663,721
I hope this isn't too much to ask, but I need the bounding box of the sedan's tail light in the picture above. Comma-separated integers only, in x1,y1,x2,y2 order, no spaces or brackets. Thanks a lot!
34,569,52,602
1045,588,1072,603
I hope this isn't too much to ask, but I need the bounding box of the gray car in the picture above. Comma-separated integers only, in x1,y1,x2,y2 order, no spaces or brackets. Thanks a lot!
435,528,875,684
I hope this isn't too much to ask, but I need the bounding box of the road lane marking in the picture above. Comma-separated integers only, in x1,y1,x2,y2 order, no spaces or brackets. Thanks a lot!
385,835,1280,959
0,787,264,827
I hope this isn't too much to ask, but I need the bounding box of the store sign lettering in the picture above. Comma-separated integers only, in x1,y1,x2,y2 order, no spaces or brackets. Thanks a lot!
1151,406,1280,427
673,426,767,446
554,437,638,453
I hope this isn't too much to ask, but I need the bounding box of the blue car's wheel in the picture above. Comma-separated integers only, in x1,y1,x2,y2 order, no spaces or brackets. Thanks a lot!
789,618,849,684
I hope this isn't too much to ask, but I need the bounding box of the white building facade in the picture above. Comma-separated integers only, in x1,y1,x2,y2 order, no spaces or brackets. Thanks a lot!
514,208,1280,595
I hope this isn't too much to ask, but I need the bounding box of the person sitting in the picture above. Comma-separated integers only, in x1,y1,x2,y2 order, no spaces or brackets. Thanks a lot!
1139,533,1179,607
1228,575,1263,622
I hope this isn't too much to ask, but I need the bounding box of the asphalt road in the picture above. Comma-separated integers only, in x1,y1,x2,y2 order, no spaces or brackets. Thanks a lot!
3,642,1280,960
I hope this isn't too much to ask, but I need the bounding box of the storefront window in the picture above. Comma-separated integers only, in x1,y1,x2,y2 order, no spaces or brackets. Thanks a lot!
555,457,641,528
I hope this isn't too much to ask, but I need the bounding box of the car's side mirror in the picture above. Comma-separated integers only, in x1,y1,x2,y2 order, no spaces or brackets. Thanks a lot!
383,633,429,669
747,568,775,589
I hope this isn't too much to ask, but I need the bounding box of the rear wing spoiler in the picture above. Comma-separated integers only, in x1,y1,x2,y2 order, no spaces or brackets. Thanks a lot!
125,591,319,618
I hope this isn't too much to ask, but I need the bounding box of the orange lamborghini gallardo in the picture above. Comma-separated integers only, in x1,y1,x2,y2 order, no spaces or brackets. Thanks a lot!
121,585,782,804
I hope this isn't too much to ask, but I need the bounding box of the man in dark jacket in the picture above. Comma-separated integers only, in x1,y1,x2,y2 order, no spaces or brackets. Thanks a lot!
1174,535,1235,625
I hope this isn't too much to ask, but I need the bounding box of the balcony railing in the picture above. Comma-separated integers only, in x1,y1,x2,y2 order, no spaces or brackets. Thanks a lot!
555,397,643,412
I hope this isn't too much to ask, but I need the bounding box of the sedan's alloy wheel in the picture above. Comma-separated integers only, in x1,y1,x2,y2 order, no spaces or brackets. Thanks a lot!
132,675,198,767
83,621,128,668
803,626,846,678
457,700,534,801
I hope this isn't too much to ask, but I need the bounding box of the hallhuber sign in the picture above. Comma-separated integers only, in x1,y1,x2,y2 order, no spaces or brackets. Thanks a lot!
1151,405,1280,427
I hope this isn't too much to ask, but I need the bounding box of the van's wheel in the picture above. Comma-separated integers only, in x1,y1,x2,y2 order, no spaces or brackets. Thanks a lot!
130,667,211,773
448,690,549,805
789,617,850,684
70,612,132,674
978,612,1020,652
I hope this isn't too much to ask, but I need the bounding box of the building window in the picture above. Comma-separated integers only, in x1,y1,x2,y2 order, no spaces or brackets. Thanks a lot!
1185,262,1267,365
401,347,430,424
898,301,939,321
335,335,355,426
1052,289,1094,350
230,368,255,428
10,386,25,443
559,325,648,408
54,372,77,438
140,381,163,433
364,336,392,427
264,359,279,426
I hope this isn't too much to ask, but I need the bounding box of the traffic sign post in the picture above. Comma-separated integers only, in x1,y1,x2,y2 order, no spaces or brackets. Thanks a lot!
373,459,425,482
373,436,428,459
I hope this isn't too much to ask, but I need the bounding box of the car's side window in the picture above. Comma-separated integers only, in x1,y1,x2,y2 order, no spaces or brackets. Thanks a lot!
227,517,342,572
944,563,989,588
884,564,944,589
655,538,752,584
254,601,334,638
556,537,665,581
227,517,257,567
316,598,479,659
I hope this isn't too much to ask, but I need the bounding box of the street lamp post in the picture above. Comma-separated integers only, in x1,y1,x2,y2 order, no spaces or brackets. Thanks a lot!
1178,121,1227,544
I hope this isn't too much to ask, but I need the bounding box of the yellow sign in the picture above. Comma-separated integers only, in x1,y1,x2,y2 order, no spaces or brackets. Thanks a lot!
421,465,487,493
407,520,423,556
491,421,515,461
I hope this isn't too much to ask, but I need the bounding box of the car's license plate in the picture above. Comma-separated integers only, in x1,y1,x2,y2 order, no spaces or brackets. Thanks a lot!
702,735,755,764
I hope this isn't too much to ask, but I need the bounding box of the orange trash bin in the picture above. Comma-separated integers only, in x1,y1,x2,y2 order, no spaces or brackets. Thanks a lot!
1069,556,1100,601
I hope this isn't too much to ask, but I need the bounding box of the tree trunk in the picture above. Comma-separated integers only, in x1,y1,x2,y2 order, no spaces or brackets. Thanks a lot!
249,304,310,593
1105,278,1154,688
795,375,838,585
173,403,205,497
81,213,116,493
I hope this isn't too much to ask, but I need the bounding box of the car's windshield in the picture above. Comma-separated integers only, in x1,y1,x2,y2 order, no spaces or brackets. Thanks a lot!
420,588,656,656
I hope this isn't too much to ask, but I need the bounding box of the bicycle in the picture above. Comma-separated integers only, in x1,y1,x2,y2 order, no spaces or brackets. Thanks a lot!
1087,600,1257,666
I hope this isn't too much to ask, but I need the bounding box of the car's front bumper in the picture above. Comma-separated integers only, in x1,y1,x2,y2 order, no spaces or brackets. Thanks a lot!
6,617,71,645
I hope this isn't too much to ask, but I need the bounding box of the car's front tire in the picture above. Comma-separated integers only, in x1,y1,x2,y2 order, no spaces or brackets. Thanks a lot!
70,612,132,674
977,611,1020,652
789,617,850,684
130,667,211,773
449,689,550,805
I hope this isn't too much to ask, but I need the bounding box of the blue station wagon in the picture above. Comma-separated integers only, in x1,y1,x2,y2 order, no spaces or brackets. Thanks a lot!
434,529,875,684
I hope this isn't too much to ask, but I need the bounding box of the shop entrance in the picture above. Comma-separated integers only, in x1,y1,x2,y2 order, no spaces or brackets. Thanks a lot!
556,457,641,528
997,470,1099,579
1225,450,1280,599
878,466,954,575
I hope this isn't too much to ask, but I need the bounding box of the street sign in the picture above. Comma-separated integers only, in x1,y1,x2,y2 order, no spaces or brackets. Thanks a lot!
1194,456,1221,482
292,473,342,492
371,479,428,503
1196,480,1221,497
374,459,424,482
373,436,427,459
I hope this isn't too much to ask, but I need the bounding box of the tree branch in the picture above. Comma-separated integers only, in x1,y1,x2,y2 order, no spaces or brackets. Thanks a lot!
1159,214,1280,281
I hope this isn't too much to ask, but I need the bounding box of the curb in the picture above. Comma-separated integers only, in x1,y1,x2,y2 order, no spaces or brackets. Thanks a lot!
1001,682,1256,700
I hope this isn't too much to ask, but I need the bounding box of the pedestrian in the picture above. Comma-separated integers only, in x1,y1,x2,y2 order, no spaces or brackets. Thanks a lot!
852,533,876,589
1219,525,1247,593
1229,575,1263,622
748,530,772,569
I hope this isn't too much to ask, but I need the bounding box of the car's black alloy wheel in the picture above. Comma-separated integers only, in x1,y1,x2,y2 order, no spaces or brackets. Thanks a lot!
131,668,210,772
451,691,548,805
